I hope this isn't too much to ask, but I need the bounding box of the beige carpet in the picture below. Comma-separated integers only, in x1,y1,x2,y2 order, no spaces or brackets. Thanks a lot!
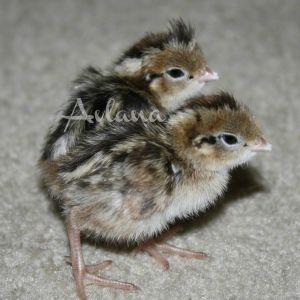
1,0,299,299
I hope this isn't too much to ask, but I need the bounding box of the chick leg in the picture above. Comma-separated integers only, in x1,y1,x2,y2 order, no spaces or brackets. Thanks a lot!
133,225,208,270
66,212,138,300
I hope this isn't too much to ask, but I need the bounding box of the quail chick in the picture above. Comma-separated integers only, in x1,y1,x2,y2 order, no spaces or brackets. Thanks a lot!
39,92,271,299
41,19,218,160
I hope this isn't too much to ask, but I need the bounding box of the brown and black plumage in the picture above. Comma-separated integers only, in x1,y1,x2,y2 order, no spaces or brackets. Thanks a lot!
39,93,271,299
41,19,218,161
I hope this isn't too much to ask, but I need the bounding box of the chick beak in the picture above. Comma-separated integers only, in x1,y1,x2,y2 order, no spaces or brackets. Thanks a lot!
251,137,272,152
197,67,219,83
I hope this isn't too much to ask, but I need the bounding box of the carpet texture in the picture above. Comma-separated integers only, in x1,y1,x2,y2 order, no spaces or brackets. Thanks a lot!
1,0,299,299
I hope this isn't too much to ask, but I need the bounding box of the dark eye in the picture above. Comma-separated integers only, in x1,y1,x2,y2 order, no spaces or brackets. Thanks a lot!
218,133,243,150
220,134,238,145
166,68,186,79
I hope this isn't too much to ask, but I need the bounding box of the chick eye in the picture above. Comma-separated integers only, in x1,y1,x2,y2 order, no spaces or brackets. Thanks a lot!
218,133,242,149
166,68,186,79
220,134,238,145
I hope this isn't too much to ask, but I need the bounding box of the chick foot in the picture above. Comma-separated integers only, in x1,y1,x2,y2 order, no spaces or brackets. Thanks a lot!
64,256,113,274
133,225,208,270
66,212,138,300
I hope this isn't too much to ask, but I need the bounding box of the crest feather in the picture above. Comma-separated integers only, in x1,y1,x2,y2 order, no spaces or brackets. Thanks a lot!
116,19,196,65
167,18,195,46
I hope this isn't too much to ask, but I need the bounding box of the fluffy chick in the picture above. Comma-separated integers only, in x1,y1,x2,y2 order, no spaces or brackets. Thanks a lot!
41,19,218,161
39,92,271,299
113,18,218,109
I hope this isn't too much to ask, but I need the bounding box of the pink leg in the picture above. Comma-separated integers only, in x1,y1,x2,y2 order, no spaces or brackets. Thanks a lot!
66,211,138,300
133,225,208,271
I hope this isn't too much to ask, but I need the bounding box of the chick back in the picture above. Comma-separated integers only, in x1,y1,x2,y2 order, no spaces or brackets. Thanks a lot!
41,66,157,161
